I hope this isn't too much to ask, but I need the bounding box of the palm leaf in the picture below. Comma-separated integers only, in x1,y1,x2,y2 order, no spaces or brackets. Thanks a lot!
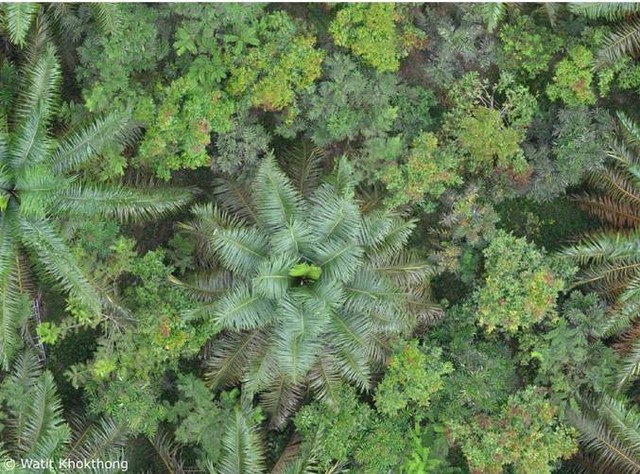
569,3,640,20
214,285,274,331
0,212,24,369
213,176,259,224
281,142,325,198
598,17,640,66
254,155,304,232
259,375,304,430
218,406,266,474
568,395,640,474
49,111,133,173
3,3,38,47
56,183,193,222
481,3,506,33
205,329,269,389
19,216,102,313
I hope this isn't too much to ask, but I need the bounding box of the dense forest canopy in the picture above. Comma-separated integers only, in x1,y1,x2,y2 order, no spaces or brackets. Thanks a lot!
0,2,640,473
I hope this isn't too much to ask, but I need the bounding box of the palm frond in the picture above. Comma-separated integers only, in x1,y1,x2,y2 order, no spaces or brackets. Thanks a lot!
210,227,270,276
281,142,325,198
307,353,342,405
213,177,259,224
56,183,193,222
254,155,304,232
214,285,274,331
569,3,640,20
49,111,133,173
146,429,186,474
481,2,506,33
90,3,122,36
576,194,640,228
4,353,70,459
568,394,640,474
309,184,362,244
312,239,363,284
368,250,436,286
274,297,324,384
204,329,270,389
67,416,128,463
3,3,38,47
253,254,297,300
598,17,640,66
259,375,304,430
18,216,102,314
14,44,60,128
617,336,640,387
0,212,25,369
218,406,266,474
617,111,640,151
326,157,357,200
269,220,314,256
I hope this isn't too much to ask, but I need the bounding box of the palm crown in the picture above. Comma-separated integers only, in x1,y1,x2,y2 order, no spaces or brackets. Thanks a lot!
562,113,640,386
0,47,192,369
182,154,436,427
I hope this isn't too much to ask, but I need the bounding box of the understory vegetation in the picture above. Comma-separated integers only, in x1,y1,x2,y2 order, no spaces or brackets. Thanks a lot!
1,2,640,473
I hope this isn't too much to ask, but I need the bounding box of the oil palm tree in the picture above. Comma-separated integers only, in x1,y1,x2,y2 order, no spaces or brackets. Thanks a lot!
181,152,437,428
0,350,129,473
562,112,640,387
0,46,192,369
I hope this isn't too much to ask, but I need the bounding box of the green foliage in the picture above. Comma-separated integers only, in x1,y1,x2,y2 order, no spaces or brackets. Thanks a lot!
226,11,324,111
498,14,563,79
0,47,190,369
525,107,614,202
458,106,527,173
547,45,598,105
382,132,462,209
474,230,573,334
329,4,425,73
449,387,578,474
77,4,323,180
375,341,453,417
